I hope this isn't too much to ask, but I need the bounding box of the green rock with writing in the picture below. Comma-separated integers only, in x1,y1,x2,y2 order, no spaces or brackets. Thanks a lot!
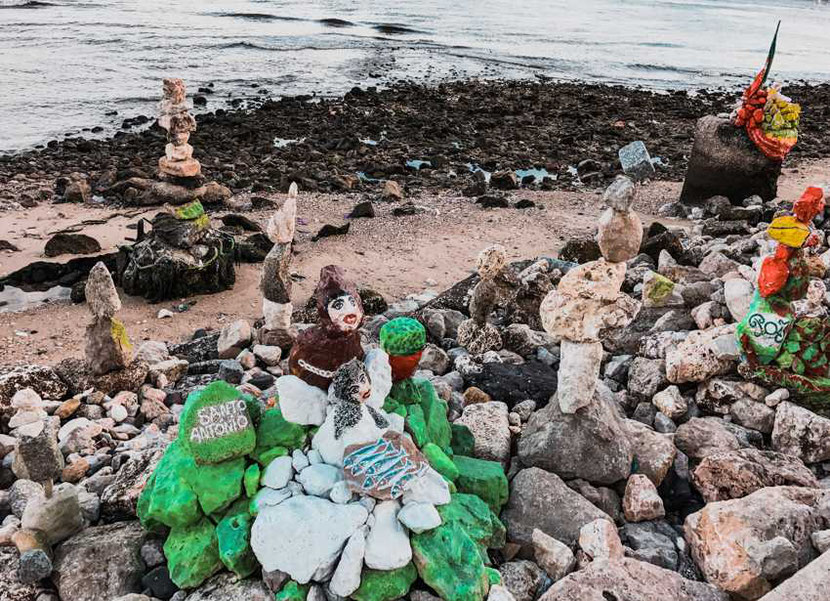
423,442,459,481
216,511,258,578
352,563,418,601
452,455,508,512
164,517,223,589
179,381,256,465
275,581,309,601
412,521,489,601
252,407,307,464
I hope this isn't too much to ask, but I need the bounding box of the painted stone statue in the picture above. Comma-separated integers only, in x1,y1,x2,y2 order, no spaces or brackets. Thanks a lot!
288,265,366,390
380,317,427,382
737,186,830,404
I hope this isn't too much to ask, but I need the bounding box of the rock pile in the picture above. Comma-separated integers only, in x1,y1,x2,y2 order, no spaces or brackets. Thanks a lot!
4,175,830,601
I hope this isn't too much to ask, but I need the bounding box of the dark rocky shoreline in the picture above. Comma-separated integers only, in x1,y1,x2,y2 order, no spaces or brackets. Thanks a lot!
2,79,830,209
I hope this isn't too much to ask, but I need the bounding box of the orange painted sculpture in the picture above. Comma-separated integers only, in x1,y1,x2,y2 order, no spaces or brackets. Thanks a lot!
737,187,830,406
733,22,800,162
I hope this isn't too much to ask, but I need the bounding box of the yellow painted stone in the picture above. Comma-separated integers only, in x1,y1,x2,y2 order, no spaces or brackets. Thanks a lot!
767,216,809,248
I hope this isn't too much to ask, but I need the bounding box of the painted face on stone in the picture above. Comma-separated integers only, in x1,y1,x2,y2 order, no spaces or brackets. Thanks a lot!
332,359,372,404
328,294,361,332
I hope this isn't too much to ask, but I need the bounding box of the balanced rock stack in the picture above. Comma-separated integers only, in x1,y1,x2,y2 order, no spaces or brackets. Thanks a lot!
260,182,298,347
84,262,132,375
540,176,643,413
457,245,517,355
158,78,201,179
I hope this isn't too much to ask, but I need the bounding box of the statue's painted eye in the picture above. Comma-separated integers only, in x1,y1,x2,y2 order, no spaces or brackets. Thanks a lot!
331,298,344,311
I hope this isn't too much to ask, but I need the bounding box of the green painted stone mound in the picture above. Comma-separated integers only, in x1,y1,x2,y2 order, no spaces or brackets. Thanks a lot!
352,563,418,601
452,455,509,513
380,317,426,356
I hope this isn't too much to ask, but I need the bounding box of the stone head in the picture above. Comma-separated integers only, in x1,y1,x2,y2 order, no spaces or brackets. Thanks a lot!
477,244,507,279
331,358,371,404
162,78,186,104
602,176,636,212
315,265,364,334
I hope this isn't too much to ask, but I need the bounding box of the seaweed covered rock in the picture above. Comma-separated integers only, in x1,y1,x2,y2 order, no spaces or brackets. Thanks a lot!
119,205,236,302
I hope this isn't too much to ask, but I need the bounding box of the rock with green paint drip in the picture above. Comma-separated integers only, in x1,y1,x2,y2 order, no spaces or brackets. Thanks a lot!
253,407,307,464
412,521,490,601
423,443,459,481
642,271,684,308
380,318,426,356
437,493,506,551
351,563,418,601
244,463,261,497
452,455,509,512
274,581,310,601
179,381,256,465
216,512,258,578
164,517,223,589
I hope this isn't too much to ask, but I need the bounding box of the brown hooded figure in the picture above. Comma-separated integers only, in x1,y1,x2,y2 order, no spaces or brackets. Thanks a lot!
288,265,365,390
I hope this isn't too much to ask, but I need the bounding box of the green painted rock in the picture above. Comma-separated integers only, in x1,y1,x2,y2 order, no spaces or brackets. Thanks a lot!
243,463,260,497
412,521,490,601
438,494,505,551
390,378,452,452
137,441,201,529
253,407,307,464
423,443,459,481
451,423,476,456
405,404,428,447
164,517,223,589
380,317,426,356
486,567,502,585
179,381,256,465
452,455,509,512
187,456,246,517
275,581,309,601
216,512,258,578
352,563,418,601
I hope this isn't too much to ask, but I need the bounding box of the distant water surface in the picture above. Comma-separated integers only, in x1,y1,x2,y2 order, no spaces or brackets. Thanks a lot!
1,0,830,152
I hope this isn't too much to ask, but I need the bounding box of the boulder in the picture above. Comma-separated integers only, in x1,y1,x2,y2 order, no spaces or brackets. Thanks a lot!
579,518,624,562
518,385,632,485
53,521,150,601
757,550,830,601
0,546,39,601
466,361,558,408
498,560,546,601
532,528,575,582
183,572,271,601
685,487,830,600
675,417,741,460
666,326,735,383
622,475,665,522
623,419,676,486
217,320,252,359
364,500,412,571
772,402,830,464
502,467,610,548
692,448,819,502
539,557,729,601
455,401,511,464
0,365,67,414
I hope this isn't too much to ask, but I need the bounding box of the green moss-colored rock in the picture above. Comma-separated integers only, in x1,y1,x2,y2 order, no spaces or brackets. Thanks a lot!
253,407,307,463
164,517,223,589
437,494,506,551
243,463,260,497
179,381,256,465
380,317,426,356
185,456,246,516
216,512,258,578
452,455,509,512
412,522,490,601
254,445,288,466
352,563,418,601
405,404,428,447
423,443,459,481
486,567,501,585
274,581,309,601
451,423,475,456
138,440,201,529
391,378,452,452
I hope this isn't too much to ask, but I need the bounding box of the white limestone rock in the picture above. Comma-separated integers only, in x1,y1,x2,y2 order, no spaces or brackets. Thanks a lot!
364,500,412,570
276,375,329,426
397,502,442,534
261,456,294,490
297,463,343,497
329,527,366,598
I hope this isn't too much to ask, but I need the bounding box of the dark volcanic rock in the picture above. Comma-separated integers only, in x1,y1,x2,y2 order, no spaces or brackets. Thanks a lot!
44,233,102,257
467,360,557,408
169,332,220,363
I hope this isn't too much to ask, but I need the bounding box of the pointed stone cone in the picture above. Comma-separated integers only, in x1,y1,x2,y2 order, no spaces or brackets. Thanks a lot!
85,316,132,376
85,262,121,319
268,183,298,244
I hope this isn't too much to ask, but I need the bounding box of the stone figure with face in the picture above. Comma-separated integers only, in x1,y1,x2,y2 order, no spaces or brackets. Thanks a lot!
328,292,361,333
331,359,387,440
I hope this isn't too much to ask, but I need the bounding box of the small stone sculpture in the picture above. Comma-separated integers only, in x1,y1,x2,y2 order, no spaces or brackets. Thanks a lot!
457,245,517,355
85,262,132,375
261,183,298,347
288,265,366,391
158,78,201,179
380,317,427,382
737,186,830,405
540,176,642,413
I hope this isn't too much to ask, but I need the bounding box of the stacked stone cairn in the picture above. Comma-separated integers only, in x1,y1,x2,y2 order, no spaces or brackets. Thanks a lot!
158,78,200,180
260,182,299,348
85,262,132,375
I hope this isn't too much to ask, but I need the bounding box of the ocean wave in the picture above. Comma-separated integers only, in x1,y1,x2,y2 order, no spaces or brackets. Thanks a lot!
372,23,424,35
0,1,54,8
628,62,703,75
210,12,303,22
319,18,354,27
212,40,348,52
